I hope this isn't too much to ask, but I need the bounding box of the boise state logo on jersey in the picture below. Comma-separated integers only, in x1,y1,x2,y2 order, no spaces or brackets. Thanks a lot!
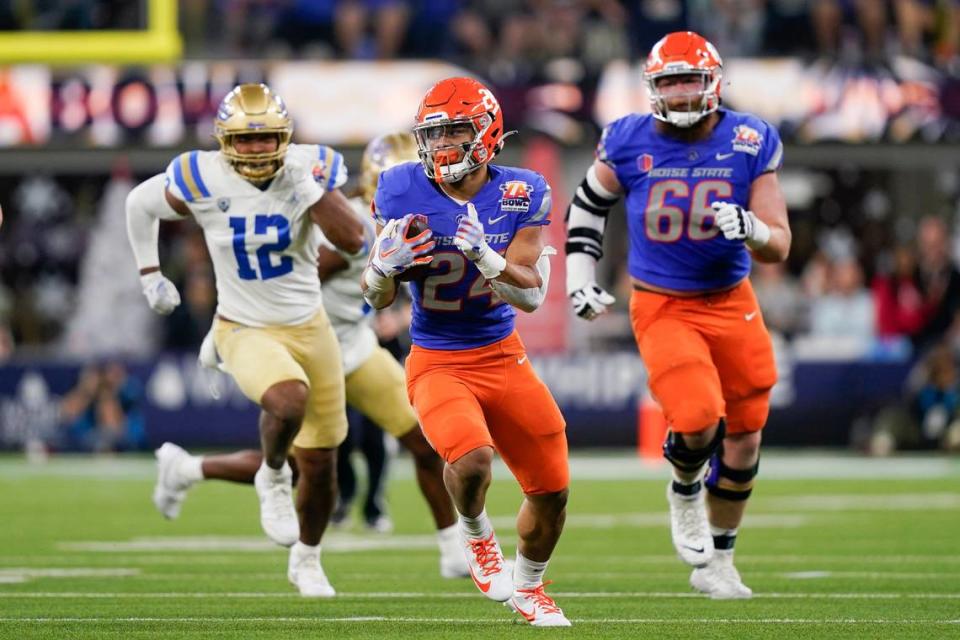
732,125,763,156
500,180,532,213
637,153,654,173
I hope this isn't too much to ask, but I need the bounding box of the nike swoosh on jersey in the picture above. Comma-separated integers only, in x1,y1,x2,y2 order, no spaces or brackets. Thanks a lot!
745,311,758,321
488,214,508,225
517,355,528,365
716,152,735,160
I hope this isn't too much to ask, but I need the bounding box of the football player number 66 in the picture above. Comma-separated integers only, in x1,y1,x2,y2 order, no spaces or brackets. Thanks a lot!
645,179,732,242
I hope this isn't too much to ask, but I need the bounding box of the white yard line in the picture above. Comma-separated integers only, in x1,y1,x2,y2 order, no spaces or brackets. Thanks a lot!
561,554,960,565
2,571,955,586
118,568,960,584
771,493,960,511
2,452,957,480
59,534,440,553
0,554,289,565
782,571,960,579
1,591,958,600
491,513,811,529
0,568,140,585
0,616,956,625
7,552,960,566
0,568,139,578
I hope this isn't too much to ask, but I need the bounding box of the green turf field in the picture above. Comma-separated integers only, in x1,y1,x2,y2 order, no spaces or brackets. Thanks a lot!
0,452,958,639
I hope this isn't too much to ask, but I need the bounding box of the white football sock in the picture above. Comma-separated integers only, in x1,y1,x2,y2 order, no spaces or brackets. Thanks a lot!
514,551,548,588
459,509,493,538
180,455,204,483
437,523,459,554
292,541,319,558
671,465,705,485
259,460,289,479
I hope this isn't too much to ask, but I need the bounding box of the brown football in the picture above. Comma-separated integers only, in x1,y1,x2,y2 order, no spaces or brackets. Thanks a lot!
395,216,433,282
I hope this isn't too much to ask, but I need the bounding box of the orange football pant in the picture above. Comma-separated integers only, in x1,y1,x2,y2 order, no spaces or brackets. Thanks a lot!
629,279,777,435
405,331,569,495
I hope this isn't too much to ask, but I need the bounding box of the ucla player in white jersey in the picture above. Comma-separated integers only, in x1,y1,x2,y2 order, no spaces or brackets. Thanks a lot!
151,133,470,579
125,83,364,597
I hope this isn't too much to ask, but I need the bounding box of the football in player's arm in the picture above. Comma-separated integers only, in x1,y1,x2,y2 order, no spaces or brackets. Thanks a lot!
360,77,571,627
361,203,553,314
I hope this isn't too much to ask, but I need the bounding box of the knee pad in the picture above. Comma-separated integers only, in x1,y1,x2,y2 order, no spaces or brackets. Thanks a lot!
705,449,759,501
662,420,726,473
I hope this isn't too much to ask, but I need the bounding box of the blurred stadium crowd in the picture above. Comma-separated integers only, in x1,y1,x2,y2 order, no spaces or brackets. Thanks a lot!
7,1,960,65
2,1,960,456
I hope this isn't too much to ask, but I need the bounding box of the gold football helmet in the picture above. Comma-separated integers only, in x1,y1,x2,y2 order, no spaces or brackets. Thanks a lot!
358,132,419,204
214,83,293,183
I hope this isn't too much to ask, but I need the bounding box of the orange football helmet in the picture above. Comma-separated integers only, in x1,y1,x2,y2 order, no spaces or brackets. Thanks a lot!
413,77,506,183
644,31,723,128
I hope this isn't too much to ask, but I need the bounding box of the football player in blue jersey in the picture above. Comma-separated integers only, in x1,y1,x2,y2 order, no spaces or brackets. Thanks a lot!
361,77,571,626
565,31,792,599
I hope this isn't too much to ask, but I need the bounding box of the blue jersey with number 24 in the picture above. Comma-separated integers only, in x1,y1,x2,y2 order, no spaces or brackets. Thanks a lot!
373,162,552,350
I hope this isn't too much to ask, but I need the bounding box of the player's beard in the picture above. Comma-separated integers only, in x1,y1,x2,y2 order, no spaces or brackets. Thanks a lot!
660,95,717,141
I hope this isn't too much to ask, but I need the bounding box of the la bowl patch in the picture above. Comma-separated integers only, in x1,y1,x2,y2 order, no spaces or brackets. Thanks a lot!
732,124,763,156
500,180,532,213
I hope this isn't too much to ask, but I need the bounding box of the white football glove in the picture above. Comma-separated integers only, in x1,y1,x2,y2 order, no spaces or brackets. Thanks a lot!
453,203,490,261
369,214,434,278
711,201,771,248
140,271,181,315
569,282,616,321
453,203,506,279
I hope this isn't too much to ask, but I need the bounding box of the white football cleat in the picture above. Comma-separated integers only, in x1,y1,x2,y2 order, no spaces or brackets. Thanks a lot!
505,581,571,627
440,545,471,579
288,542,335,597
667,481,714,567
461,530,513,601
690,552,753,599
152,443,195,519
254,462,299,547
364,514,395,534
437,525,470,579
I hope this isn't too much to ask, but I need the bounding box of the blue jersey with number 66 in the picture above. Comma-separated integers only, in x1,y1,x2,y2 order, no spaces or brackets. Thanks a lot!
373,162,552,350
598,108,783,292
